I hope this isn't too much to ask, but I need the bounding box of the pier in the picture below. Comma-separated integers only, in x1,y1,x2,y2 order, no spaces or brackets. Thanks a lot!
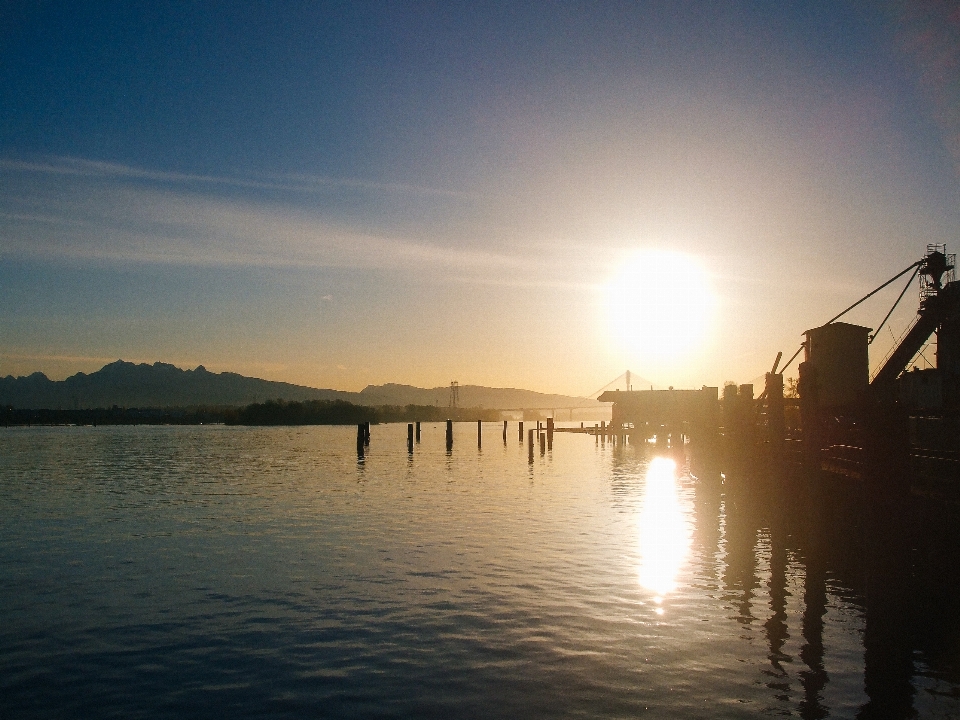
584,246,960,500
431,248,960,502
350,248,960,505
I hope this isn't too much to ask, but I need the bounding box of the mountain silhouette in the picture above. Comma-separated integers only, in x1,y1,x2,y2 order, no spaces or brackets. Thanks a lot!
0,360,355,409
0,361,600,411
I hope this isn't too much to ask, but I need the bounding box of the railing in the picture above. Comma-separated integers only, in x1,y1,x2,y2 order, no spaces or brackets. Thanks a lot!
870,315,920,382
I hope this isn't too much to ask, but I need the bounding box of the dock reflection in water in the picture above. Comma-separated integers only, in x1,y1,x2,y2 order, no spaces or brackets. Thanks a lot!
707,450,960,719
1,425,959,718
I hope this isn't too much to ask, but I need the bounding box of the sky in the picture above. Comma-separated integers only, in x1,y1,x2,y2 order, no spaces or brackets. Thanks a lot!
2,1,960,396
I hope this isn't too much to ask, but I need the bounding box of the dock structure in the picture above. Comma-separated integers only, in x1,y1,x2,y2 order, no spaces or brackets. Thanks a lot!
597,386,719,447
383,250,960,499
586,250,960,477
384,248,960,506
786,248,960,481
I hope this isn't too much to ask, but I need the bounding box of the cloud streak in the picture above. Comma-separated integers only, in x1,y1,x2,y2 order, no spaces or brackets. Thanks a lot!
0,156,475,199
0,157,610,288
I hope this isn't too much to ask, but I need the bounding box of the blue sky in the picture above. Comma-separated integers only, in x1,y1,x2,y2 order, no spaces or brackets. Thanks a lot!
2,1,959,394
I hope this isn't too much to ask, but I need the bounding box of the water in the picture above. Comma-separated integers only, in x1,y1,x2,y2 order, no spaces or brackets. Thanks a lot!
2,424,959,718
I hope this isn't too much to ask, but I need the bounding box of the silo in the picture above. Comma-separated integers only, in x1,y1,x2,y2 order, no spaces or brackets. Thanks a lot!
937,313,960,408
803,322,871,409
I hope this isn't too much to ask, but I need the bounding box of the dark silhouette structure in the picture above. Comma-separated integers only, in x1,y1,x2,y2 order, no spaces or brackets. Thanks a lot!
596,386,719,448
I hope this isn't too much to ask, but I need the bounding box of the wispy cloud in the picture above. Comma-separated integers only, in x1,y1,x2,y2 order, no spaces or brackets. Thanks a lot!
0,156,474,199
0,155,616,289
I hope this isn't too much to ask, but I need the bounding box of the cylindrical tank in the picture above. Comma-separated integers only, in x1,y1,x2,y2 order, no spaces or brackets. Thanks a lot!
937,314,960,408
803,322,871,409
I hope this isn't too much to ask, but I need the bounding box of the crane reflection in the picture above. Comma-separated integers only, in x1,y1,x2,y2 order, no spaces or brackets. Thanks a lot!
637,457,691,613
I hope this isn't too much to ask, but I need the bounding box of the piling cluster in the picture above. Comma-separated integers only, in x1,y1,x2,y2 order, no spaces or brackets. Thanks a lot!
356,417,559,463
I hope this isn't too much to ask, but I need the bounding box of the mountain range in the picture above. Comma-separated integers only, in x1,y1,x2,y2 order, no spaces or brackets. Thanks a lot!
0,360,600,411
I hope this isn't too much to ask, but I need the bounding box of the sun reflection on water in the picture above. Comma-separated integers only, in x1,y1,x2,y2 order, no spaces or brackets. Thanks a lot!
637,457,691,612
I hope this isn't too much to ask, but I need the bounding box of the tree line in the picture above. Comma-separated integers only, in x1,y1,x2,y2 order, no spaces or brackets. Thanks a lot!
1,399,503,427
225,399,502,425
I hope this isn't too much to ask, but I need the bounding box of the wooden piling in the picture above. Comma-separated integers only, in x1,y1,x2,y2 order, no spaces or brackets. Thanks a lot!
519,421,524,442
364,421,371,446
446,419,453,451
357,423,365,457
503,420,507,443
415,421,421,443
738,385,755,448
477,420,482,448
546,417,554,450
407,423,414,453
539,432,546,455
528,428,534,461
798,361,820,468
765,372,785,451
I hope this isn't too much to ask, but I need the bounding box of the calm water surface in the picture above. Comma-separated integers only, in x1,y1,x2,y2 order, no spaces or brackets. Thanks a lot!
2,424,959,718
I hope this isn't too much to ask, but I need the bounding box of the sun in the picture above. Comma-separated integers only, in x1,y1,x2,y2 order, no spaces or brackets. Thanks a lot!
603,249,716,364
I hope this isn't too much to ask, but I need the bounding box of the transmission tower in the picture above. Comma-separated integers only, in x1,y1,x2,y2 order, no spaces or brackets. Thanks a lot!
449,381,459,408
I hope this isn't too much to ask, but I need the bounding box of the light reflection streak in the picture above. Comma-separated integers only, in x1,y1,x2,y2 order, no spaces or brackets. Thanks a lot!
637,457,691,612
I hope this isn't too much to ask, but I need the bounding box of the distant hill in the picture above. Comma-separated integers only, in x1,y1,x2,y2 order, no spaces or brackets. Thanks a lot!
0,360,357,409
357,383,599,410
0,361,601,411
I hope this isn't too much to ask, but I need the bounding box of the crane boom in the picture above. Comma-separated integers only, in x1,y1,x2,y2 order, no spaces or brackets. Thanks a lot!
870,281,960,395
870,313,937,389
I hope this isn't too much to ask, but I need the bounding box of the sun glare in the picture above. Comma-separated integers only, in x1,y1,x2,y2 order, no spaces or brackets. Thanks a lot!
604,249,716,365
637,457,691,605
